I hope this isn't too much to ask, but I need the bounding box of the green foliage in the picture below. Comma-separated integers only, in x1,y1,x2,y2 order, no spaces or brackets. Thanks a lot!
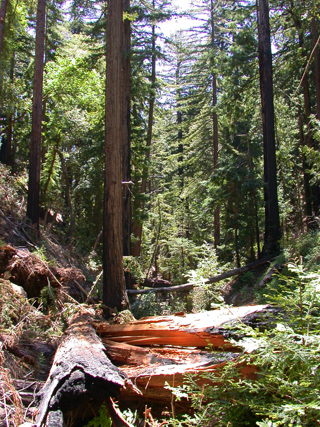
185,242,227,311
123,256,143,283
130,293,169,318
83,403,112,427
169,259,320,426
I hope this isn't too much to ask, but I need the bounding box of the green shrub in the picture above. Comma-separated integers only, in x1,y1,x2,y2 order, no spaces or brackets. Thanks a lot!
84,403,112,427
170,261,320,426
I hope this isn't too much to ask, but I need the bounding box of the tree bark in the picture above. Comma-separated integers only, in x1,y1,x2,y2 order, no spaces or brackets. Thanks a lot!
292,10,320,221
27,0,46,231
36,314,136,427
257,0,281,255
122,0,132,289
298,104,313,225
104,0,129,316
312,18,320,121
0,0,8,77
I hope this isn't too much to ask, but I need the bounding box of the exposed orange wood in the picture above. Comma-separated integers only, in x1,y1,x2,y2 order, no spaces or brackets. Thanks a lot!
102,339,152,365
119,359,257,403
94,305,269,350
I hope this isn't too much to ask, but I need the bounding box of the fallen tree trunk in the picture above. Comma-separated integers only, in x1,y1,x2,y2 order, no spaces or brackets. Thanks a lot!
93,304,273,350
33,305,278,424
36,314,139,427
127,257,274,295
257,263,283,289
119,356,257,407
127,283,193,295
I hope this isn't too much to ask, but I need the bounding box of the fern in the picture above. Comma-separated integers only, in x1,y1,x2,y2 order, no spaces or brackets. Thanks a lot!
84,403,112,427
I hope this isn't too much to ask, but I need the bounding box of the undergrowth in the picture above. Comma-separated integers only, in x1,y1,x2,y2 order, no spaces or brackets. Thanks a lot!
166,235,320,426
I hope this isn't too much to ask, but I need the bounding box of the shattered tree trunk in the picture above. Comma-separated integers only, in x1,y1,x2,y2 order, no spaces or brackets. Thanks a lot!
36,314,138,427
94,305,272,348
35,305,276,425
94,305,276,410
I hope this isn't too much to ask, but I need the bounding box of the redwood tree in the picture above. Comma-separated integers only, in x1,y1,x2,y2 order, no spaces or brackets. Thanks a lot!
103,0,129,316
257,0,281,255
27,0,46,230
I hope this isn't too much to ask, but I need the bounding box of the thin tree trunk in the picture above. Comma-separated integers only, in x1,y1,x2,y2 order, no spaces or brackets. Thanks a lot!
312,18,320,121
104,0,129,317
257,0,281,255
122,0,131,289
234,182,240,268
0,0,8,78
56,148,75,240
42,137,60,200
131,1,156,257
5,55,14,167
245,126,260,258
292,11,320,220
176,59,183,185
298,104,313,227
27,0,46,231
211,0,220,249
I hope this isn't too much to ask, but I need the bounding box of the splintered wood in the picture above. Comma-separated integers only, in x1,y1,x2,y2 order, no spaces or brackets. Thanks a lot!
94,304,269,349
35,305,271,424
94,305,271,406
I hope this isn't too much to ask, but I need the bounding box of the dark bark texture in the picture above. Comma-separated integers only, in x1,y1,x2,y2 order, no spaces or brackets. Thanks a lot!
0,0,8,75
258,0,281,255
36,315,134,426
27,0,46,230
103,0,129,315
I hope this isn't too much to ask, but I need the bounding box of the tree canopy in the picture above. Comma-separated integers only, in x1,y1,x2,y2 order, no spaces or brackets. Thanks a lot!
0,0,319,296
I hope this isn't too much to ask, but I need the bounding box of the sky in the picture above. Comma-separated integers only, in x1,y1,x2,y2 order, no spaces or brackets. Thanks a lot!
159,0,194,36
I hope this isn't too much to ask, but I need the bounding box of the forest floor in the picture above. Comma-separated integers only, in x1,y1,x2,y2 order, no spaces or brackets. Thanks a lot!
0,164,275,426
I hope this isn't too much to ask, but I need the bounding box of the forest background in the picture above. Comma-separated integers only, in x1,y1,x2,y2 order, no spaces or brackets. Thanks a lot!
0,0,320,286
1,0,320,425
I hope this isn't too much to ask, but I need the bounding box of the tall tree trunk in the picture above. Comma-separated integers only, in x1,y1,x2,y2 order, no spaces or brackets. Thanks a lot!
131,3,156,257
298,104,313,227
234,183,240,268
0,0,8,78
257,0,281,255
245,126,260,259
103,0,129,317
56,149,75,240
27,0,46,231
6,55,14,167
176,59,183,185
211,0,220,250
122,0,131,287
312,18,320,121
291,10,320,221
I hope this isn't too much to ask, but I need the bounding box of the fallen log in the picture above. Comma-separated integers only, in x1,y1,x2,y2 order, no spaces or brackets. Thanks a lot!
94,304,273,350
119,355,257,407
127,257,274,295
36,314,139,427
143,277,174,288
127,283,194,295
257,263,283,289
